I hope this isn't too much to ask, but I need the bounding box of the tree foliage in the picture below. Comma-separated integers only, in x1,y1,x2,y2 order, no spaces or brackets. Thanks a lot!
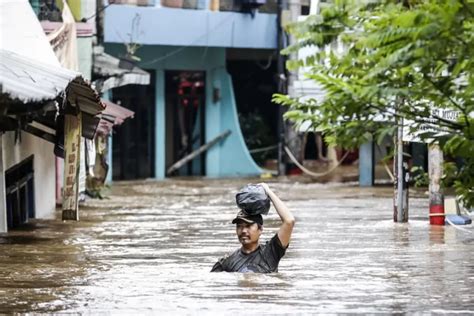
274,0,474,208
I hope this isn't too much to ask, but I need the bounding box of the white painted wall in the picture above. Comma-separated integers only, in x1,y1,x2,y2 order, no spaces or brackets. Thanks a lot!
2,132,56,220
77,37,93,80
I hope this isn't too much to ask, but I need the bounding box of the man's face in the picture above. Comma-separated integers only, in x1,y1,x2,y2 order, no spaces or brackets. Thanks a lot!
236,222,262,246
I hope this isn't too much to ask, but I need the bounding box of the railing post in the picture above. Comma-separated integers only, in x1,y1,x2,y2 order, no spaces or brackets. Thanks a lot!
0,135,7,233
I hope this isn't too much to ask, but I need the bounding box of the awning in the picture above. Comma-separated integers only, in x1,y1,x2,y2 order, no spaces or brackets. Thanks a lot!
96,99,135,136
92,45,150,93
41,21,95,38
0,49,105,139
0,0,104,141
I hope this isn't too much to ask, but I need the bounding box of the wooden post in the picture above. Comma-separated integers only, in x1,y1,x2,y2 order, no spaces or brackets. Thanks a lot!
166,130,231,175
393,120,409,222
0,134,7,232
210,0,219,11
62,113,82,221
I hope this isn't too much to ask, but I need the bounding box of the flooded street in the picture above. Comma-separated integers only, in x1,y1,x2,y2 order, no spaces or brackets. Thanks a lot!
1,178,474,313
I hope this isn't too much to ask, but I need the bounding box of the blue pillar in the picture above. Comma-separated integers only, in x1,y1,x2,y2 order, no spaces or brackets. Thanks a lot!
106,134,113,183
359,141,374,186
155,70,166,179
103,90,113,184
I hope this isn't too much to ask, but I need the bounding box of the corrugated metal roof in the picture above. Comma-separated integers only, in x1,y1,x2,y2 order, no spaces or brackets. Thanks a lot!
92,46,150,92
0,49,105,114
97,99,135,135
0,49,78,103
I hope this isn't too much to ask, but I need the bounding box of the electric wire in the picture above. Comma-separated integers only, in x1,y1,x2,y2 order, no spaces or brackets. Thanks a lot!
284,145,350,178
140,15,238,66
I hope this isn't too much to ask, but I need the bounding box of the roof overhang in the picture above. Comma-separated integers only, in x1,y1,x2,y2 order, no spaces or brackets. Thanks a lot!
0,49,105,140
0,0,105,142
92,46,150,93
96,99,135,136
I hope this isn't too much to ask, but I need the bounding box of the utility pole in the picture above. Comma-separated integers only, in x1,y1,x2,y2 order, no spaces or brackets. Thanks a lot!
428,144,445,225
276,0,287,176
284,0,303,171
393,117,409,222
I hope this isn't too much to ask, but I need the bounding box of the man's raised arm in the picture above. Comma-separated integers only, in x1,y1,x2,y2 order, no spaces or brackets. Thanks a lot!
259,183,295,248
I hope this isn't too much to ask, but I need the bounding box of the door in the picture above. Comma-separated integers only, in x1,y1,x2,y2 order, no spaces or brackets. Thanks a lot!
165,71,206,176
112,71,156,180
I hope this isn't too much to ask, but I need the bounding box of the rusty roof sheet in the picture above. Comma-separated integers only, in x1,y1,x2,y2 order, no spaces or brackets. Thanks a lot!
97,99,135,135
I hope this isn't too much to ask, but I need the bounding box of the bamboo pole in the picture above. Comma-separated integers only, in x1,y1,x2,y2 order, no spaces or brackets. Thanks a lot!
166,130,231,175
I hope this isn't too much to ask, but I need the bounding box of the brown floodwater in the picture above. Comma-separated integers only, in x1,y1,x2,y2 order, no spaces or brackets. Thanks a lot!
1,178,473,313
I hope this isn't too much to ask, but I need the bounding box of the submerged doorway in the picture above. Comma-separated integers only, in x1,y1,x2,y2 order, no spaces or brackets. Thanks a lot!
5,156,35,229
165,71,206,176
112,71,156,180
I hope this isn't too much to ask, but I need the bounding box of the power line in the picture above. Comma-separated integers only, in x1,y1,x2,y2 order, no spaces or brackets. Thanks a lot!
81,2,113,22
140,15,238,66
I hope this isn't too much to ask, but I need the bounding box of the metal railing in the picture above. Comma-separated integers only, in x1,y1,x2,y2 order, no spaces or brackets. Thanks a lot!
110,0,278,14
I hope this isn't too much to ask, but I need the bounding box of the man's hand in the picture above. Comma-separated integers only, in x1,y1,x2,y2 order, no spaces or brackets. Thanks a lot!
259,182,270,193
258,182,295,248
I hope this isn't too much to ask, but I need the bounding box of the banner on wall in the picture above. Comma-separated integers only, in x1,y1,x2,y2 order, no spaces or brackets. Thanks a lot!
47,0,78,71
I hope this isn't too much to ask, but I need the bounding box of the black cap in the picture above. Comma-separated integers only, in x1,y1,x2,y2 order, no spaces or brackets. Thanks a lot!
231,210,263,226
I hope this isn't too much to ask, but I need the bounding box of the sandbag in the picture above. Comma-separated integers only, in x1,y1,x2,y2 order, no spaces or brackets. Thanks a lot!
235,184,270,215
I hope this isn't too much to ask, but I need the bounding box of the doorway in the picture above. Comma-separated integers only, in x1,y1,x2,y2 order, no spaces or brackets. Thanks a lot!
5,156,35,229
165,71,206,176
112,71,156,180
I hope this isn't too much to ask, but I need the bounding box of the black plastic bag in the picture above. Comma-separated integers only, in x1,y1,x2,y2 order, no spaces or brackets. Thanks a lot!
235,184,270,215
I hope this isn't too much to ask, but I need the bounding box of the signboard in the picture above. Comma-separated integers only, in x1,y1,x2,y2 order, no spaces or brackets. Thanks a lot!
402,108,460,143
62,113,82,220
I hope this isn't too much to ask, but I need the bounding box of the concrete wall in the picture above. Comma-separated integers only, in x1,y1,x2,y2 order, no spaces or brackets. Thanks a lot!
104,6,277,49
2,132,56,220
77,37,93,80
105,44,262,178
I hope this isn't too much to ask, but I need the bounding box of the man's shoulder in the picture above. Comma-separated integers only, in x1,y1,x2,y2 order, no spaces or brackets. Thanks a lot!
225,248,242,260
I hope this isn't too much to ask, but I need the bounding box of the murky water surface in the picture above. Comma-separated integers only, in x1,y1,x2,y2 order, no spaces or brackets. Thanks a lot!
1,178,474,313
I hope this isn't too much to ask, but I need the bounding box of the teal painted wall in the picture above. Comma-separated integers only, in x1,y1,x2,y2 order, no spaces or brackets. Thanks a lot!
105,44,262,178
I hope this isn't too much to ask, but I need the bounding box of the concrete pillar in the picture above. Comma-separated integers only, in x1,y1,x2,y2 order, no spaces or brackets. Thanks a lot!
0,135,7,233
429,144,444,225
106,134,113,183
359,141,374,186
155,70,166,179
103,90,113,184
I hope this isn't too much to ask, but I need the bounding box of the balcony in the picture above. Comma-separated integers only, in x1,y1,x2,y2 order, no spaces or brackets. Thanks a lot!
103,0,277,49
110,0,277,14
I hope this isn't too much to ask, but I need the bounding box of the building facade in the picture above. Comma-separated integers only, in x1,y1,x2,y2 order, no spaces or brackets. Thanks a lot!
103,0,281,179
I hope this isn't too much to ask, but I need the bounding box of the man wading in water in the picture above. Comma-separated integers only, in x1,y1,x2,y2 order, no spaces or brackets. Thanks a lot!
211,183,295,273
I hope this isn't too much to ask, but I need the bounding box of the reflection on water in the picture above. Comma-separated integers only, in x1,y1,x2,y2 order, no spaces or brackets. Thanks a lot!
1,179,473,313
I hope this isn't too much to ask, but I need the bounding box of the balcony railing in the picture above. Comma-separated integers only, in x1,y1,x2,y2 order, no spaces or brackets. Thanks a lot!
109,0,278,14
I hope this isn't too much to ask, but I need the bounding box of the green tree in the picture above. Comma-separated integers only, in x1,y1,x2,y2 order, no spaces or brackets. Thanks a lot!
274,0,474,208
